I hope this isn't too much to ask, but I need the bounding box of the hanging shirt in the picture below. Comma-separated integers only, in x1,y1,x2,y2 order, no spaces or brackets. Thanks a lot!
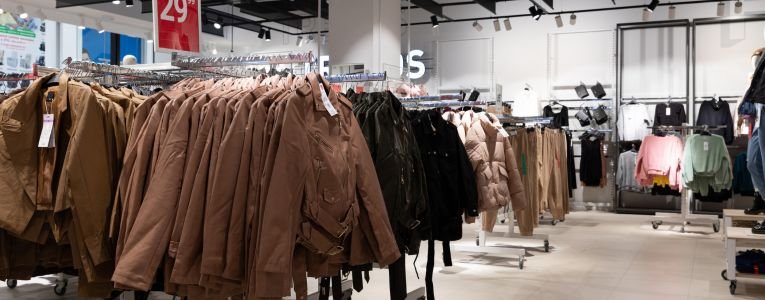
652,102,687,133
618,103,652,141
512,89,541,117
616,151,640,191
696,100,735,144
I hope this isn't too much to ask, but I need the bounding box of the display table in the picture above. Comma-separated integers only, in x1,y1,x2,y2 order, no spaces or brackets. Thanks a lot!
722,209,765,295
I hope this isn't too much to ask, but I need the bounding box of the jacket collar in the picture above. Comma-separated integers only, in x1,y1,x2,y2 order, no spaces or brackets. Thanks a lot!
301,73,352,112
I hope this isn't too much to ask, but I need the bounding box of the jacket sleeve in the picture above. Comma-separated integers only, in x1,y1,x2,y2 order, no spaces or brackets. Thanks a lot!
725,104,735,144
681,136,694,189
616,154,624,187
351,113,401,266
503,139,528,212
254,93,309,290
456,133,479,219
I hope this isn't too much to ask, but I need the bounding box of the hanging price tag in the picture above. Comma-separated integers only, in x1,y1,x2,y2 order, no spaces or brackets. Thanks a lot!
320,87,338,117
703,141,709,151
665,107,671,116
38,114,55,148
154,0,201,53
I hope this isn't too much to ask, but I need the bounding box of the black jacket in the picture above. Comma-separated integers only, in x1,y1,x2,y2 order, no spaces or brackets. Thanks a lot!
410,110,479,241
696,100,734,144
745,53,765,103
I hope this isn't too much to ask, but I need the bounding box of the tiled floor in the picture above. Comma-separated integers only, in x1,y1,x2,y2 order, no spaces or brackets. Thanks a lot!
2,211,765,299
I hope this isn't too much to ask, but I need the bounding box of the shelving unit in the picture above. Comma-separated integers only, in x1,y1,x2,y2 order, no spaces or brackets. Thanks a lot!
722,209,765,295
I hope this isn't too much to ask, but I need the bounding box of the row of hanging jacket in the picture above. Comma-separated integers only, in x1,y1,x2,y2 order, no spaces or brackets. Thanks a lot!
111,73,401,299
0,72,146,297
442,110,529,234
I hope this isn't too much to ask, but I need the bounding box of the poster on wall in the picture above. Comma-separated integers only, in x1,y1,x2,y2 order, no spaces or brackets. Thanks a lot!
153,0,201,53
0,12,45,74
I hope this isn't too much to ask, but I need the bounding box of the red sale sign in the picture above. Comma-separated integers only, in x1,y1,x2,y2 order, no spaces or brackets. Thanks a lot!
153,0,201,53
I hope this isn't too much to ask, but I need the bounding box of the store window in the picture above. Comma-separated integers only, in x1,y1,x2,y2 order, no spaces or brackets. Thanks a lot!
81,28,144,65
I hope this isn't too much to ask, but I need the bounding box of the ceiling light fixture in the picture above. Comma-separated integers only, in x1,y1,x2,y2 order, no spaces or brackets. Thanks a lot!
112,0,120,4
646,0,659,12
503,18,511,31
529,5,542,20
78,15,86,29
472,20,483,31
493,19,500,32
430,15,439,28
214,16,223,29
98,23,106,34
258,28,265,39
642,7,651,21
0,8,4,15
126,0,134,7
668,4,676,19
570,13,577,25
555,15,563,28
212,48,218,55
717,1,725,17
735,0,743,14
17,6,27,19
265,30,271,42
296,35,303,46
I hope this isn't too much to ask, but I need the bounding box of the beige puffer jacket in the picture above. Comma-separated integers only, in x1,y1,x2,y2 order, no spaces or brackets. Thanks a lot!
463,113,528,212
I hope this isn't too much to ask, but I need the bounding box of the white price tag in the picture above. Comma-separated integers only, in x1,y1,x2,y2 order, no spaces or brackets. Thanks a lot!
320,87,338,117
304,63,311,75
38,114,55,148
499,128,510,137
703,141,709,151
665,107,671,116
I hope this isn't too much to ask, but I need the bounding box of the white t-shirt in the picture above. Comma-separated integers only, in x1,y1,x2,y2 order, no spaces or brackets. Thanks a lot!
512,89,541,117
618,103,652,141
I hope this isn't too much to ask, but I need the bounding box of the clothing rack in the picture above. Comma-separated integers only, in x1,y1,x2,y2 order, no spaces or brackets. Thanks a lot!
620,96,688,104
647,125,724,233
171,52,314,78
694,95,740,103
64,61,184,86
545,98,614,102
402,100,487,109
399,94,464,102
327,72,387,83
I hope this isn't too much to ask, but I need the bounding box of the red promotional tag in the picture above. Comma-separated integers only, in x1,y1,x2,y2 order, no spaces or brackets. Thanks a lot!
153,0,201,53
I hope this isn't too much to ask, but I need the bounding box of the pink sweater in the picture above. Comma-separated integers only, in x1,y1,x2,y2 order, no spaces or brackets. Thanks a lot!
634,135,684,190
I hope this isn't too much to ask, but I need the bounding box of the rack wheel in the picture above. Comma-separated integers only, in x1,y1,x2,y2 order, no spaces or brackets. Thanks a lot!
544,240,550,253
713,222,720,233
518,256,525,270
6,279,17,289
651,221,661,230
551,219,558,226
729,280,737,295
475,236,479,246
721,269,728,281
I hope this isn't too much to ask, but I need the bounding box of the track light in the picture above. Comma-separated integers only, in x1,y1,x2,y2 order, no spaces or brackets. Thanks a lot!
668,4,676,19
529,5,542,20
642,7,651,21
570,13,577,25
214,16,223,29
265,30,271,42
555,15,563,28
503,18,511,31
735,0,743,14
98,24,106,34
430,15,439,28
112,0,120,4
0,8,4,14
296,36,302,46
126,0,134,7
78,15,86,29
258,28,265,39
493,19,500,32
17,6,27,19
646,0,659,12
212,48,218,55
472,20,482,32
717,1,725,17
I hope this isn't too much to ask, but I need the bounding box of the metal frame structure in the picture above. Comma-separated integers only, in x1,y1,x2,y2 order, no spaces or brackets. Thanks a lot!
689,14,765,214
615,19,692,214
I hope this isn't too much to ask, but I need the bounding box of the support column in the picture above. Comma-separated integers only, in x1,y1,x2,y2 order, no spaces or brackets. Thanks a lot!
328,0,400,75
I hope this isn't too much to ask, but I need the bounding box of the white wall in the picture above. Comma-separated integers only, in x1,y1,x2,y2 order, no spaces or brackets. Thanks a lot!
402,0,765,102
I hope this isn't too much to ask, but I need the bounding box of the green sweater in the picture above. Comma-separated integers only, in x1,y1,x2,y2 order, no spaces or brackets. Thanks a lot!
681,134,732,196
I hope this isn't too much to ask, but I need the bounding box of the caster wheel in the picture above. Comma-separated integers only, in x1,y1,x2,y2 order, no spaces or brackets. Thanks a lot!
721,269,728,281
551,219,558,226
729,280,737,295
652,221,660,230
6,279,17,289
544,240,550,253
54,284,66,296
475,237,479,246
713,222,720,233
519,257,525,270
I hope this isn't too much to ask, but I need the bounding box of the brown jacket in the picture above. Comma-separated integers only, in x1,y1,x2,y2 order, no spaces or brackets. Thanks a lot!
464,113,528,212
252,74,400,298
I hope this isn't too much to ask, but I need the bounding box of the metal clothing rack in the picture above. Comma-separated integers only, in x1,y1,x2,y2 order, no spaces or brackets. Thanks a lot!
64,61,184,87
327,72,387,83
171,52,315,78
648,125,724,233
